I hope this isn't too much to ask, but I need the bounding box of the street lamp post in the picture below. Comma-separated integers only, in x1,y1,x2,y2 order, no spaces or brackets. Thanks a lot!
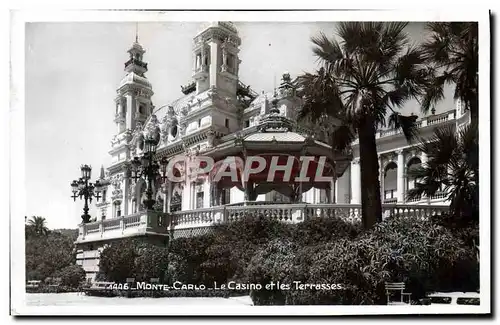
130,136,168,210
71,165,103,223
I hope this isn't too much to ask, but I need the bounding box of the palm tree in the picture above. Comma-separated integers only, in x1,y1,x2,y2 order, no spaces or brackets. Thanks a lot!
406,123,478,225
27,216,49,236
420,22,478,123
419,22,479,203
296,22,429,229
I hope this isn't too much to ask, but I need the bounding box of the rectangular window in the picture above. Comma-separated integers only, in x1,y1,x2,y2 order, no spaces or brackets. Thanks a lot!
225,119,229,128
114,203,121,218
319,189,329,203
244,120,250,128
196,192,204,209
224,189,230,204
227,54,234,69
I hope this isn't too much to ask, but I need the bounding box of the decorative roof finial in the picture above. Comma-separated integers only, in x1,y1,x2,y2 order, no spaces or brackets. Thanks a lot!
135,22,139,43
273,73,277,97
270,92,280,114
100,165,105,180
268,72,280,114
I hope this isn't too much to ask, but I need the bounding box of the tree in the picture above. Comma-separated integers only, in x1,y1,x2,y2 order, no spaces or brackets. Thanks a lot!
296,22,429,228
417,22,479,223
98,239,138,283
406,123,478,225
420,22,478,124
27,216,49,236
54,265,86,288
134,243,169,282
25,230,76,280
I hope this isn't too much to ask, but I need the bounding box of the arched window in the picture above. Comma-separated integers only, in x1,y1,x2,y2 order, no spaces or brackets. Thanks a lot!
121,99,126,115
384,162,398,202
131,199,137,214
113,201,121,218
406,157,422,191
170,124,178,138
170,193,182,212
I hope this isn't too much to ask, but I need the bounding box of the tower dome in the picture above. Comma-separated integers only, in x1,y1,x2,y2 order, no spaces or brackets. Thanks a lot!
196,21,239,36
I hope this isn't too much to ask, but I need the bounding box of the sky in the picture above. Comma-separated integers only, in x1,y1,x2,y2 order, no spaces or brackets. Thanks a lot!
25,21,454,229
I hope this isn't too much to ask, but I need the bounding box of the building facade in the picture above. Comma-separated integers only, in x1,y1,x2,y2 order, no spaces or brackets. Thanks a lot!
75,22,467,281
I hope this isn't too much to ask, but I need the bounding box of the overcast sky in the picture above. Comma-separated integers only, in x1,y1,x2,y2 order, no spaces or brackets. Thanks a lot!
25,21,454,229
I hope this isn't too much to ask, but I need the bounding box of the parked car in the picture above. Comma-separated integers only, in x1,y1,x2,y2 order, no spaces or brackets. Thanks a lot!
419,292,480,305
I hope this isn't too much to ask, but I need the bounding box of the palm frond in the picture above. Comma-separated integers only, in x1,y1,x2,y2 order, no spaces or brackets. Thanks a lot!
328,124,357,152
296,68,344,121
420,72,453,114
311,32,344,65
387,112,419,142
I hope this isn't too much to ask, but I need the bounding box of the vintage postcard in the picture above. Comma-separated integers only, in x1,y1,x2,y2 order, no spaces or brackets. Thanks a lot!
10,9,490,316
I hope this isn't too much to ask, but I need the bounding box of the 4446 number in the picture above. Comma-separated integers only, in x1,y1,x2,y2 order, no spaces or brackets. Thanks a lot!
107,283,131,290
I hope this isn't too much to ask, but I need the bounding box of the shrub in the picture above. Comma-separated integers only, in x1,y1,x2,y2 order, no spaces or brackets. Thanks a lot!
166,234,215,286
291,216,362,246
207,215,293,282
53,265,86,288
25,231,75,281
99,239,138,282
361,216,479,299
166,215,294,287
134,243,169,282
244,238,298,305
26,270,44,281
243,216,479,305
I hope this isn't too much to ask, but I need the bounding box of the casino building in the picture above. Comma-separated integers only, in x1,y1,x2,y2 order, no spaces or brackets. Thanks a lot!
75,22,470,281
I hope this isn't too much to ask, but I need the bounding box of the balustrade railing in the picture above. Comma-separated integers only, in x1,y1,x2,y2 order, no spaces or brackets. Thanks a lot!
78,203,450,241
430,191,447,200
102,218,121,231
353,109,457,144
170,203,448,228
124,214,142,228
79,211,163,241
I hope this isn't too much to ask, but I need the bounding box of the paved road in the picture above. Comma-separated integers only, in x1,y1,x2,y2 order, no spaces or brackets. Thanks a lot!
26,292,254,306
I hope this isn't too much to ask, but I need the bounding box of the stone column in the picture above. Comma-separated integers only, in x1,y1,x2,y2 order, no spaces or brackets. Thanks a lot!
350,158,361,204
379,155,384,202
334,178,339,203
163,181,171,213
196,54,201,70
203,178,211,208
122,167,129,216
397,150,405,203
126,94,136,130
330,179,336,203
182,179,191,211
201,47,206,70
209,40,220,88
420,152,430,204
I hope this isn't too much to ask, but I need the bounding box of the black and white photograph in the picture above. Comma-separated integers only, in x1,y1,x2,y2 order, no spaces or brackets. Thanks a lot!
8,8,490,316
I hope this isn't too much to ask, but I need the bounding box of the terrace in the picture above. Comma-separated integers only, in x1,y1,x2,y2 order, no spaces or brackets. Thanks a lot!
76,202,449,243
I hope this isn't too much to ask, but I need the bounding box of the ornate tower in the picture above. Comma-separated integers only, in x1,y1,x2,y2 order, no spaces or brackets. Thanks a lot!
115,37,154,134
108,35,155,219
192,22,241,95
